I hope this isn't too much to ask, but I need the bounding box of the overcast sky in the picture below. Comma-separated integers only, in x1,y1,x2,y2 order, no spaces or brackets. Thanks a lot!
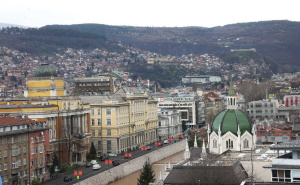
1,0,300,28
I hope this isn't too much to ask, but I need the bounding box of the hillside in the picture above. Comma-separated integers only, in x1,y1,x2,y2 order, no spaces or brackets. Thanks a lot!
0,27,122,54
44,21,300,70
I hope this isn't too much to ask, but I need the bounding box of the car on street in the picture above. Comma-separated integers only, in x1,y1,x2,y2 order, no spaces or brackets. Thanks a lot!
146,146,153,150
108,153,117,157
85,162,92,167
91,160,97,165
164,140,169,144
112,160,120,166
93,163,101,170
64,176,72,182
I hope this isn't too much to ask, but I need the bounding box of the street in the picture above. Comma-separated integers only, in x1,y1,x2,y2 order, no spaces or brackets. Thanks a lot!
42,139,183,185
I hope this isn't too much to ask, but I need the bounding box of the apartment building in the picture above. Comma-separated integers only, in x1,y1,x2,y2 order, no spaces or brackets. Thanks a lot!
81,87,158,155
158,109,181,140
74,75,114,95
247,100,279,120
0,117,31,185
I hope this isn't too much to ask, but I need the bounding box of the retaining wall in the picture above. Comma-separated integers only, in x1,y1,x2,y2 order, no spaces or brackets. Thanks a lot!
76,139,186,185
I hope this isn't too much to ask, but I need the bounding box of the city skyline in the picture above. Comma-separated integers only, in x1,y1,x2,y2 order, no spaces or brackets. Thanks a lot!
1,0,299,28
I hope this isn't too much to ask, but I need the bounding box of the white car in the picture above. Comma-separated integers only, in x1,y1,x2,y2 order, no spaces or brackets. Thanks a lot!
108,153,117,157
164,140,169,144
93,163,101,170
91,160,97,165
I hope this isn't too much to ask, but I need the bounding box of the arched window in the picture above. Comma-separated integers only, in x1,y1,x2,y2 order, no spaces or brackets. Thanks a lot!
226,139,233,149
213,139,217,148
230,98,233,106
244,139,249,148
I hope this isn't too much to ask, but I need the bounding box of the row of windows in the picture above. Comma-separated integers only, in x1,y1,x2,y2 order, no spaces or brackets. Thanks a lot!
0,158,26,171
0,134,28,145
30,146,44,155
91,109,110,116
212,139,249,149
31,135,45,143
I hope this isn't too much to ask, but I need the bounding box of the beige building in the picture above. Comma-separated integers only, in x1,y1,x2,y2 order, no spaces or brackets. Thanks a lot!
81,87,158,155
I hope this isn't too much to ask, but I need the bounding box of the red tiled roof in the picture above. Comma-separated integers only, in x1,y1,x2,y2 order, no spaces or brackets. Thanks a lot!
0,117,35,126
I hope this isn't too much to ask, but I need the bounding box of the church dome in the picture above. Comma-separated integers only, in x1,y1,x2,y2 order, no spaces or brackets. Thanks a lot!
211,109,251,135
34,63,57,77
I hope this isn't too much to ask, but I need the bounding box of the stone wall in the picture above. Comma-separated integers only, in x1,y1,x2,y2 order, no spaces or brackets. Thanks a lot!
76,139,186,185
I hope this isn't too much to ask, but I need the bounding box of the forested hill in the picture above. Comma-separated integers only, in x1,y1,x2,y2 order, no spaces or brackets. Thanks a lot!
44,21,300,70
0,27,122,54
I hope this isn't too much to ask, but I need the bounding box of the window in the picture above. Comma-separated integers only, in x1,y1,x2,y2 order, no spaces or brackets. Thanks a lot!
98,119,101,126
107,140,111,151
4,150,7,157
272,169,291,182
23,146,26,153
244,139,249,148
31,148,34,154
98,141,101,149
24,170,26,176
18,159,21,167
42,167,45,174
4,163,7,170
98,109,101,115
106,119,111,125
36,136,39,142
106,109,111,115
40,158,43,166
98,130,101,136
91,110,94,116
31,160,34,166
226,139,233,149
31,171,34,177
12,161,16,169
11,136,14,143
92,119,95,126
107,130,111,136
23,158,26,165
31,137,34,143
42,135,45,141
39,146,43,153
92,130,95,136
4,175,7,182
0,151,1,158
213,139,217,148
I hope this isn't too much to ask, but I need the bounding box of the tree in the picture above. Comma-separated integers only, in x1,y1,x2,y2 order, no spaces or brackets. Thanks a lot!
50,153,60,174
62,117,80,167
32,179,38,185
88,142,97,160
137,158,155,185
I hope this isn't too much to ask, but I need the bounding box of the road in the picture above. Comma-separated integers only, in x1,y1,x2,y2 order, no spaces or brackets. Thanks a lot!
42,139,184,185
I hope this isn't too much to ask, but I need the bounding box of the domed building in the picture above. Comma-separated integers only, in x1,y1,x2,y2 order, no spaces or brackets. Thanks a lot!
24,63,66,97
208,80,256,154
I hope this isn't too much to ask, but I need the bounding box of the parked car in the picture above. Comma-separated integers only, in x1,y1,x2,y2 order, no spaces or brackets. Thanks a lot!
91,160,97,165
164,140,169,144
112,160,120,166
100,155,108,161
108,153,117,157
93,163,101,170
64,176,72,182
85,162,92,167
146,146,153,150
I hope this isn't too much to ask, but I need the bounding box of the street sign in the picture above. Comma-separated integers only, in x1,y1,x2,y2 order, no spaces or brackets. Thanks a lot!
141,147,144,151
109,160,112,165
125,153,128,158
155,142,157,146
79,170,82,176
105,160,108,165
129,153,132,158
74,170,78,176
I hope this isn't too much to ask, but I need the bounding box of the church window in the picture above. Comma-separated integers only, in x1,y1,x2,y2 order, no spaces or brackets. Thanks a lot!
244,139,249,148
213,139,217,148
226,139,233,149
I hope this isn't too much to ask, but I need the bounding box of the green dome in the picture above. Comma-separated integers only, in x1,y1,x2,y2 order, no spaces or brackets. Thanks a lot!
211,109,251,135
34,63,57,77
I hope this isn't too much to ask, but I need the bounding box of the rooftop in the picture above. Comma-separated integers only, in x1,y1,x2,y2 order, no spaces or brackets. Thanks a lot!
270,140,300,150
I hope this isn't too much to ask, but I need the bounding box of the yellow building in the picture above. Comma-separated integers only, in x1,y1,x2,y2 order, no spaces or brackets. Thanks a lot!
0,63,91,167
81,87,158,155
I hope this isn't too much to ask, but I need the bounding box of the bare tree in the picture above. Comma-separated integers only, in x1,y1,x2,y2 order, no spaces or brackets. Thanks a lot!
62,117,80,167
